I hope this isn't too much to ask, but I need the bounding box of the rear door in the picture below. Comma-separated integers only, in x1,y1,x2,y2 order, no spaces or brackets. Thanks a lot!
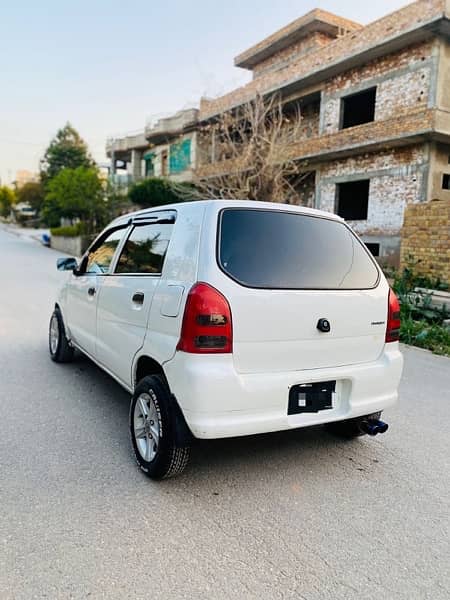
95,215,174,387
216,208,388,374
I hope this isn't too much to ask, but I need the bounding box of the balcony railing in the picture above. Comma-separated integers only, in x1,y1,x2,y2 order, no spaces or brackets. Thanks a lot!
145,109,199,143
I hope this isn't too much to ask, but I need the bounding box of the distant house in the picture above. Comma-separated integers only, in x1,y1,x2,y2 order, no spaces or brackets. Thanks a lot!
106,108,199,187
106,0,450,265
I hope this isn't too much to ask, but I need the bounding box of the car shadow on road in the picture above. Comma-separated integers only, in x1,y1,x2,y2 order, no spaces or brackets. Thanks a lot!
70,351,359,483
189,427,347,478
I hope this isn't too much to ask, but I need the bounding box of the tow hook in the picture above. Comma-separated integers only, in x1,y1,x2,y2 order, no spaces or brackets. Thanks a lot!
359,419,389,436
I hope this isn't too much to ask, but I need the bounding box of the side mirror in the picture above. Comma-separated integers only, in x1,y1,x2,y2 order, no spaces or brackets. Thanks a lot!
57,257,78,272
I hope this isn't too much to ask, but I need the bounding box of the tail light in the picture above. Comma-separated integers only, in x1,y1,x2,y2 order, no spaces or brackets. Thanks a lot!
386,289,401,343
177,283,232,353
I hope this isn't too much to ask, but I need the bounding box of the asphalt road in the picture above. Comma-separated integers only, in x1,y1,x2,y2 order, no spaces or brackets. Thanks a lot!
0,227,449,600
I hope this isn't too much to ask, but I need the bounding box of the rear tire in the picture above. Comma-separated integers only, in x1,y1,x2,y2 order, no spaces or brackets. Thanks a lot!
325,412,382,439
49,308,74,363
130,375,190,480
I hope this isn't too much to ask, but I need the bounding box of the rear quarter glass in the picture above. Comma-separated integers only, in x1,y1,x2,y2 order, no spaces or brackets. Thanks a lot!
217,208,380,290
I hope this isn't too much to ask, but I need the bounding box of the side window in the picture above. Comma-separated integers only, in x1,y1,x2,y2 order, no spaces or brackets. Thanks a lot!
85,228,126,274
115,223,173,274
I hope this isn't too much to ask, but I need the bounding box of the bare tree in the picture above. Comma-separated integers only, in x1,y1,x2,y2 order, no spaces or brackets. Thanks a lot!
191,93,312,205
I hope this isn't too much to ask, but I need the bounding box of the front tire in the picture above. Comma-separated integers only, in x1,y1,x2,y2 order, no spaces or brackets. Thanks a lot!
130,375,190,479
49,308,74,363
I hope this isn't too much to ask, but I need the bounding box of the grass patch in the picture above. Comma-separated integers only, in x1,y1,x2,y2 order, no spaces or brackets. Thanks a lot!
387,260,449,357
400,318,450,356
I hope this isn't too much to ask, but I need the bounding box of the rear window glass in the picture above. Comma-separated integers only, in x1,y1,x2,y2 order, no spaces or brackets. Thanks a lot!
115,223,172,274
218,209,379,289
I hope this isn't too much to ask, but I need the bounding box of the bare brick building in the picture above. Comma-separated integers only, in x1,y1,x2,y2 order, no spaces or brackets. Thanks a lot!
198,0,450,264
107,0,450,264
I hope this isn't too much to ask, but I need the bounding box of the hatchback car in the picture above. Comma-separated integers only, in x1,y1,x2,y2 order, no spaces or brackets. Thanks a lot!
49,200,403,479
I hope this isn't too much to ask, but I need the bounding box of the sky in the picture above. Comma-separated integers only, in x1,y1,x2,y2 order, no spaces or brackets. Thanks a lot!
0,0,411,184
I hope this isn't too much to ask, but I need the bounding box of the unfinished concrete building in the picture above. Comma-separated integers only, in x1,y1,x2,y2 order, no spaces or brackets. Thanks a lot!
106,131,148,185
106,108,199,184
197,0,450,264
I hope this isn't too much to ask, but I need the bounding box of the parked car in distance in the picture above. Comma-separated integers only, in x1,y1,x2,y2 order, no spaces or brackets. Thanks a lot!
49,200,403,479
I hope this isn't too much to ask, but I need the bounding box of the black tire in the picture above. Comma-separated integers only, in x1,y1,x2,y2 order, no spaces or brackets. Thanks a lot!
49,308,74,363
130,375,190,480
325,411,382,439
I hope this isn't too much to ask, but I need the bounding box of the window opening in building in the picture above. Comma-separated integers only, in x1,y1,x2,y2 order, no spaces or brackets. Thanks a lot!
365,243,380,257
341,88,376,129
442,173,450,190
336,180,370,220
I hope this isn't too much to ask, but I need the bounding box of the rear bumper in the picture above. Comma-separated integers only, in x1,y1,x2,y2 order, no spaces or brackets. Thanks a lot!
164,344,403,439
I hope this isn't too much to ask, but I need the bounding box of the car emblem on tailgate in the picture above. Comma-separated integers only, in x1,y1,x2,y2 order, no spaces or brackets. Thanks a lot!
317,318,331,333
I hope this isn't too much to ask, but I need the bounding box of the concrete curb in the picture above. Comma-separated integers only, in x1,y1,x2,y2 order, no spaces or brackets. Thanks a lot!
0,222,49,245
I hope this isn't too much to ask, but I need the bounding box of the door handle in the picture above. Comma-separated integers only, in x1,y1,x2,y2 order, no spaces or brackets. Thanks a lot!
132,292,145,305
88,287,96,296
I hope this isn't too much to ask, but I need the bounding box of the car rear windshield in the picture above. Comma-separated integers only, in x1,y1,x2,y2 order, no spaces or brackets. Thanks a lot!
218,208,379,290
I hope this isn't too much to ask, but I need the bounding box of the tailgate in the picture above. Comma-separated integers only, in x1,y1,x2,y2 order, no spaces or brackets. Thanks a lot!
215,207,386,374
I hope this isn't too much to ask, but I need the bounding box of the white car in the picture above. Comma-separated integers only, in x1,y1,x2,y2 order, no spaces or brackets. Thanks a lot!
49,200,403,479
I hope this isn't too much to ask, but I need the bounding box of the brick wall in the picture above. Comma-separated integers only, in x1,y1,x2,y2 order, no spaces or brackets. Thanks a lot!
296,101,320,139
285,107,434,161
253,33,334,79
320,41,435,134
235,9,361,69
293,171,316,207
316,145,429,235
196,111,434,178
400,199,450,283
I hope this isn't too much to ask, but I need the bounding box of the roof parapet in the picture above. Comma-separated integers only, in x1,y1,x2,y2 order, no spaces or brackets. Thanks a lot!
201,0,448,121
106,131,148,157
235,9,362,70
145,108,199,144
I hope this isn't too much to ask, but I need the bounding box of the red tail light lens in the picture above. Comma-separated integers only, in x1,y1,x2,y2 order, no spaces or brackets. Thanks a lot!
177,283,232,353
386,289,401,343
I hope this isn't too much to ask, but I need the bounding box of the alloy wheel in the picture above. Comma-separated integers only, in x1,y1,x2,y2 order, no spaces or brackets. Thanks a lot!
133,393,160,462
49,314,59,355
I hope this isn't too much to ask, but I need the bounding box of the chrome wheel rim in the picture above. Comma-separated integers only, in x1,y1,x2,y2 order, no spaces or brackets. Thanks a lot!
133,393,160,462
49,315,59,355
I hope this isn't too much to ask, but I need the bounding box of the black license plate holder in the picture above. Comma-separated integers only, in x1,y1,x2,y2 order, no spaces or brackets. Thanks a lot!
288,381,336,415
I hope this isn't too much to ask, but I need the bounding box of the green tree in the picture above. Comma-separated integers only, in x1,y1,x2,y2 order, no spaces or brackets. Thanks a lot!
42,167,104,232
16,181,45,214
128,177,195,208
40,123,93,182
0,186,16,218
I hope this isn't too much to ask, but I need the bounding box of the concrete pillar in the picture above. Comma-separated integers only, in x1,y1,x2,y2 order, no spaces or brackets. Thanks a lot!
131,149,143,180
110,151,116,175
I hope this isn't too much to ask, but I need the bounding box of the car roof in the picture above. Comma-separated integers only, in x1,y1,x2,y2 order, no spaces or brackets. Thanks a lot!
112,199,342,225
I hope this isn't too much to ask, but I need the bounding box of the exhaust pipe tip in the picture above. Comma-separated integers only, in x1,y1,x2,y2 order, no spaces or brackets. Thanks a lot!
377,420,389,434
360,419,389,436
